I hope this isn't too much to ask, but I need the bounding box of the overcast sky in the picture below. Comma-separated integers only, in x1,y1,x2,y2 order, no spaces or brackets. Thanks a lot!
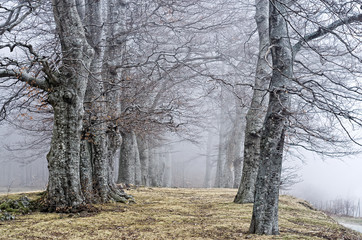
288,152,362,203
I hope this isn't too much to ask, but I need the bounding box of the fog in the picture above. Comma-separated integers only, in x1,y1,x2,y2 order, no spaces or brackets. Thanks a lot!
1,120,361,209
289,153,362,203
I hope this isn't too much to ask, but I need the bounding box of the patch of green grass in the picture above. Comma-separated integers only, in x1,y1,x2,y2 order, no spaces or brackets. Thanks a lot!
0,188,361,239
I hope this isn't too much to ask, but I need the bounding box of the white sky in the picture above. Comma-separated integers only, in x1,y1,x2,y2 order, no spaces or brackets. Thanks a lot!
288,153,362,203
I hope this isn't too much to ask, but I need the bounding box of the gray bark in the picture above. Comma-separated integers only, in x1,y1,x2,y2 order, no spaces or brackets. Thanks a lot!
46,0,94,211
134,132,142,186
234,0,270,203
249,0,292,234
118,130,141,185
79,0,127,203
149,146,164,187
203,131,213,188
222,105,245,188
161,146,172,187
232,99,246,188
137,135,150,186
214,92,227,188
148,146,158,186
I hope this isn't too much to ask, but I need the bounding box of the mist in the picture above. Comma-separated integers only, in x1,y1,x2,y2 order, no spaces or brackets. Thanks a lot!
289,153,362,203
1,117,361,211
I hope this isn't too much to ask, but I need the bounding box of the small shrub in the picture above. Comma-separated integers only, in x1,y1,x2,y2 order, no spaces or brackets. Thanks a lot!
0,196,31,221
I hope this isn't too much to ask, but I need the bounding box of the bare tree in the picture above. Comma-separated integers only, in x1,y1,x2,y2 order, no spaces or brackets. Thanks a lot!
234,0,270,203
249,0,362,235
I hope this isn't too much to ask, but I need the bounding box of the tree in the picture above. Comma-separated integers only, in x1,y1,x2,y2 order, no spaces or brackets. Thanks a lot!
0,0,131,211
249,0,362,235
234,0,270,203
0,0,35,35
40,0,94,211
78,0,128,203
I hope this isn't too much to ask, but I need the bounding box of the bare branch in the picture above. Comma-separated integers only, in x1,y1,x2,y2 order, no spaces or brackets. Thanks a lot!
293,13,362,55
0,69,50,91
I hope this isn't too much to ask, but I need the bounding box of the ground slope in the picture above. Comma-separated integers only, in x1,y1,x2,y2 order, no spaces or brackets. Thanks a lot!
0,188,361,239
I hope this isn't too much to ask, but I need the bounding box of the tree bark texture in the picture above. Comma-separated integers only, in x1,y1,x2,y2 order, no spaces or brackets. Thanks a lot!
232,99,246,188
249,0,292,235
46,0,94,211
79,0,127,203
214,91,228,188
137,135,150,186
234,0,270,204
118,130,141,185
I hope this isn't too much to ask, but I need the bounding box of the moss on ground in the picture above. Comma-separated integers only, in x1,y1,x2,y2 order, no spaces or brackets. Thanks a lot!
0,188,361,239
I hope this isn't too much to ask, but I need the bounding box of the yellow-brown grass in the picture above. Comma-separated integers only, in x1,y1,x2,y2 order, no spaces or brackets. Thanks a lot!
0,187,361,239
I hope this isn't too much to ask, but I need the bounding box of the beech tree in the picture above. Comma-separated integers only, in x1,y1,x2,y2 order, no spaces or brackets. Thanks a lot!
234,0,270,203
248,0,362,235
114,0,250,187
0,0,132,211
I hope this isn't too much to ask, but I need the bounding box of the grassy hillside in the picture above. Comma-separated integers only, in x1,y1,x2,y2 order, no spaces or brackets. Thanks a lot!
0,188,361,240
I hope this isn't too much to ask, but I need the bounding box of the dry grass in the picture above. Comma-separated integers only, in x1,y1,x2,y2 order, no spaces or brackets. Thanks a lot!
0,187,361,240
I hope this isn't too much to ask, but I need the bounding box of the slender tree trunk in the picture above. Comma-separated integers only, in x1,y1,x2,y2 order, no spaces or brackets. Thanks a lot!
234,0,270,203
222,139,234,188
214,92,227,188
162,146,172,187
222,101,245,189
249,0,292,234
45,0,94,211
203,131,213,188
233,99,246,188
134,132,142,186
148,145,159,187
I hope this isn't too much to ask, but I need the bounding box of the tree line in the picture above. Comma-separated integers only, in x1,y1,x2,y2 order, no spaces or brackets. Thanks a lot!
0,0,361,235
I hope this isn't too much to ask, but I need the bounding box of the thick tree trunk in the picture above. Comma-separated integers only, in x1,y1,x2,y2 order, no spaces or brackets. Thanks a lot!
249,0,292,235
46,91,87,211
234,0,270,203
118,130,141,185
45,0,94,211
78,0,128,203
137,135,150,186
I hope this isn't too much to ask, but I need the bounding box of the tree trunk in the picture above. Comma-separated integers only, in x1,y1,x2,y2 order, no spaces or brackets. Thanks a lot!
234,0,270,204
162,146,172,187
134,133,142,186
222,142,234,188
137,135,150,186
249,0,292,235
203,131,213,188
214,92,227,188
79,0,128,203
118,130,141,185
45,0,94,212
232,98,246,188
148,146,158,186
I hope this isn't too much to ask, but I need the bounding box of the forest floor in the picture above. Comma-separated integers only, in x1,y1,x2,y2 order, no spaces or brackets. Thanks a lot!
1,187,361,240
